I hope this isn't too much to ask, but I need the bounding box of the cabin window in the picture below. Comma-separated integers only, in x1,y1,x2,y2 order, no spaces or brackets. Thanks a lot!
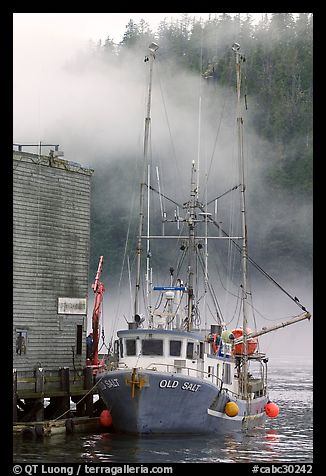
170,340,182,356
200,342,204,359
16,330,27,355
76,325,83,355
223,363,232,385
126,339,136,356
119,338,124,358
186,342,194,359
142,339,163,356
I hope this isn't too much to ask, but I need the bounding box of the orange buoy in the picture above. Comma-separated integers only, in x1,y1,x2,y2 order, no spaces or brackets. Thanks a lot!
99,409,113,427
224,401,239,417
265,401,279,418
231,327,258,355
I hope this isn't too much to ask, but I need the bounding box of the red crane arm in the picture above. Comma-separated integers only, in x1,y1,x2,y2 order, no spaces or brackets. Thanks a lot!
91,256,105,366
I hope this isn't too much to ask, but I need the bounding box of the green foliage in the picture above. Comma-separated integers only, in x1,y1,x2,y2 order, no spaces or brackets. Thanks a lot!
88,13,312,283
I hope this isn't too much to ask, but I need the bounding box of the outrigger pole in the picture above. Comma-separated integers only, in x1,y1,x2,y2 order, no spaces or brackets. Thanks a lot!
233,311,311,345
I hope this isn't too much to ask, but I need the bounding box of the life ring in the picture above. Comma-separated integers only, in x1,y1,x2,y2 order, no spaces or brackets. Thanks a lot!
211,334,220,354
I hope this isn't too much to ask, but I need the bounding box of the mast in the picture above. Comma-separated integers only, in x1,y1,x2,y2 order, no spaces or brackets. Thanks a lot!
186,161,197,331
233,42,249,400
134,42,159,321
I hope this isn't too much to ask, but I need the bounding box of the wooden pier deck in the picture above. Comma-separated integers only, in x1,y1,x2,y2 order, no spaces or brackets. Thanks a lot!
13,366,104,423
13,416,104,437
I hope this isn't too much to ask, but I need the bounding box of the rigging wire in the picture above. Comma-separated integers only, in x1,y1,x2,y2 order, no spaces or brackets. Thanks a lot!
197,204,309,312
150,221,187,313
196,247,223,324
206,184,241,205
110,169,139,342
203,59,235,191
146,183,181,208
156,58,186,198
145,181,308,314
225,286,242,327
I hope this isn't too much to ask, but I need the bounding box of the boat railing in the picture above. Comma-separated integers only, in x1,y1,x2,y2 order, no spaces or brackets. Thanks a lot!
145,362,225,389
114,361,239,397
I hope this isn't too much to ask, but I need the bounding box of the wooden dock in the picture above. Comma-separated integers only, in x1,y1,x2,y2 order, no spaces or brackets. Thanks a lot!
13,366,104,423
13,416,104,437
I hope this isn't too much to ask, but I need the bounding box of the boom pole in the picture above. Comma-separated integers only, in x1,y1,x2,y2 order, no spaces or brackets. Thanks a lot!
91,256,105,366
233,312,311,345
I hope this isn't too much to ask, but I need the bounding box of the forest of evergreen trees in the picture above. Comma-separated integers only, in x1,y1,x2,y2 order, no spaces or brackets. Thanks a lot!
87,13,312,284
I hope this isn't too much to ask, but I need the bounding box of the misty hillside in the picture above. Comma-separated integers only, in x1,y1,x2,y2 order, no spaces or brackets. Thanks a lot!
83,13,312,289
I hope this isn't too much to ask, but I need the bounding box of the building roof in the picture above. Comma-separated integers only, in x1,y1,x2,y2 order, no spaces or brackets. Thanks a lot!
13,150,94,176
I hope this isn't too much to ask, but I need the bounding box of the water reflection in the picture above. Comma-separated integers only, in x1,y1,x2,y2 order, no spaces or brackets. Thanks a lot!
13,423,312,464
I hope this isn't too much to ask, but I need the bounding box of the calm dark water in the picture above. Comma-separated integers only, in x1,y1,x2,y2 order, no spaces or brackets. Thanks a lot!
13,357,313,463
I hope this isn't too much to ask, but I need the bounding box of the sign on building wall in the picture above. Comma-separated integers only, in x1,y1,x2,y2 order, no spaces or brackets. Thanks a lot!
57,297,87,315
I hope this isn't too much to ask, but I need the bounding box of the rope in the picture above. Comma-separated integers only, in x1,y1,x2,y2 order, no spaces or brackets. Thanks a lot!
53,373,106,422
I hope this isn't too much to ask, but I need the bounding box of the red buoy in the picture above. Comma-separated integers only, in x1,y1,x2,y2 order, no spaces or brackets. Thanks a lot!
99,409,113,427
265,401,279,418
265,429,280,442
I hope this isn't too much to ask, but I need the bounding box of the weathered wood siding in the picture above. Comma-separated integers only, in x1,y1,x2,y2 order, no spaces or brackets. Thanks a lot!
13,151,94,371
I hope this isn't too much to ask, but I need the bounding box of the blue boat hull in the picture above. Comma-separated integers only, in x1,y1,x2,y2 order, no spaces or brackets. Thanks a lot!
96,369,267,434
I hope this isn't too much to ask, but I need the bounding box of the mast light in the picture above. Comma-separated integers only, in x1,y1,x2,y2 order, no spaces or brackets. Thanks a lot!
232,42,240,52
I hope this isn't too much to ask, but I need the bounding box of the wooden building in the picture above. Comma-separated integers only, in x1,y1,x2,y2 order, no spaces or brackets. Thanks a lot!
13,149,97,423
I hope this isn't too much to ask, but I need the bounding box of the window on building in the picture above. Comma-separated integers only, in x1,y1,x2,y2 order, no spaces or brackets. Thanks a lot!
208,365,214,378
186,342,194,359
126,339,136,356
200,342,204,359
142,339,163,356
76,325,83,355
170,340,182,356
16,330,27,355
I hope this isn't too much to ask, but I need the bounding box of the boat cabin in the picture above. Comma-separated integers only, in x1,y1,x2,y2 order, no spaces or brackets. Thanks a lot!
115,328,237,392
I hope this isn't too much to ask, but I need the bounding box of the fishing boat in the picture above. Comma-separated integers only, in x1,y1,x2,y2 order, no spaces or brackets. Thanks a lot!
95,42,311,434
